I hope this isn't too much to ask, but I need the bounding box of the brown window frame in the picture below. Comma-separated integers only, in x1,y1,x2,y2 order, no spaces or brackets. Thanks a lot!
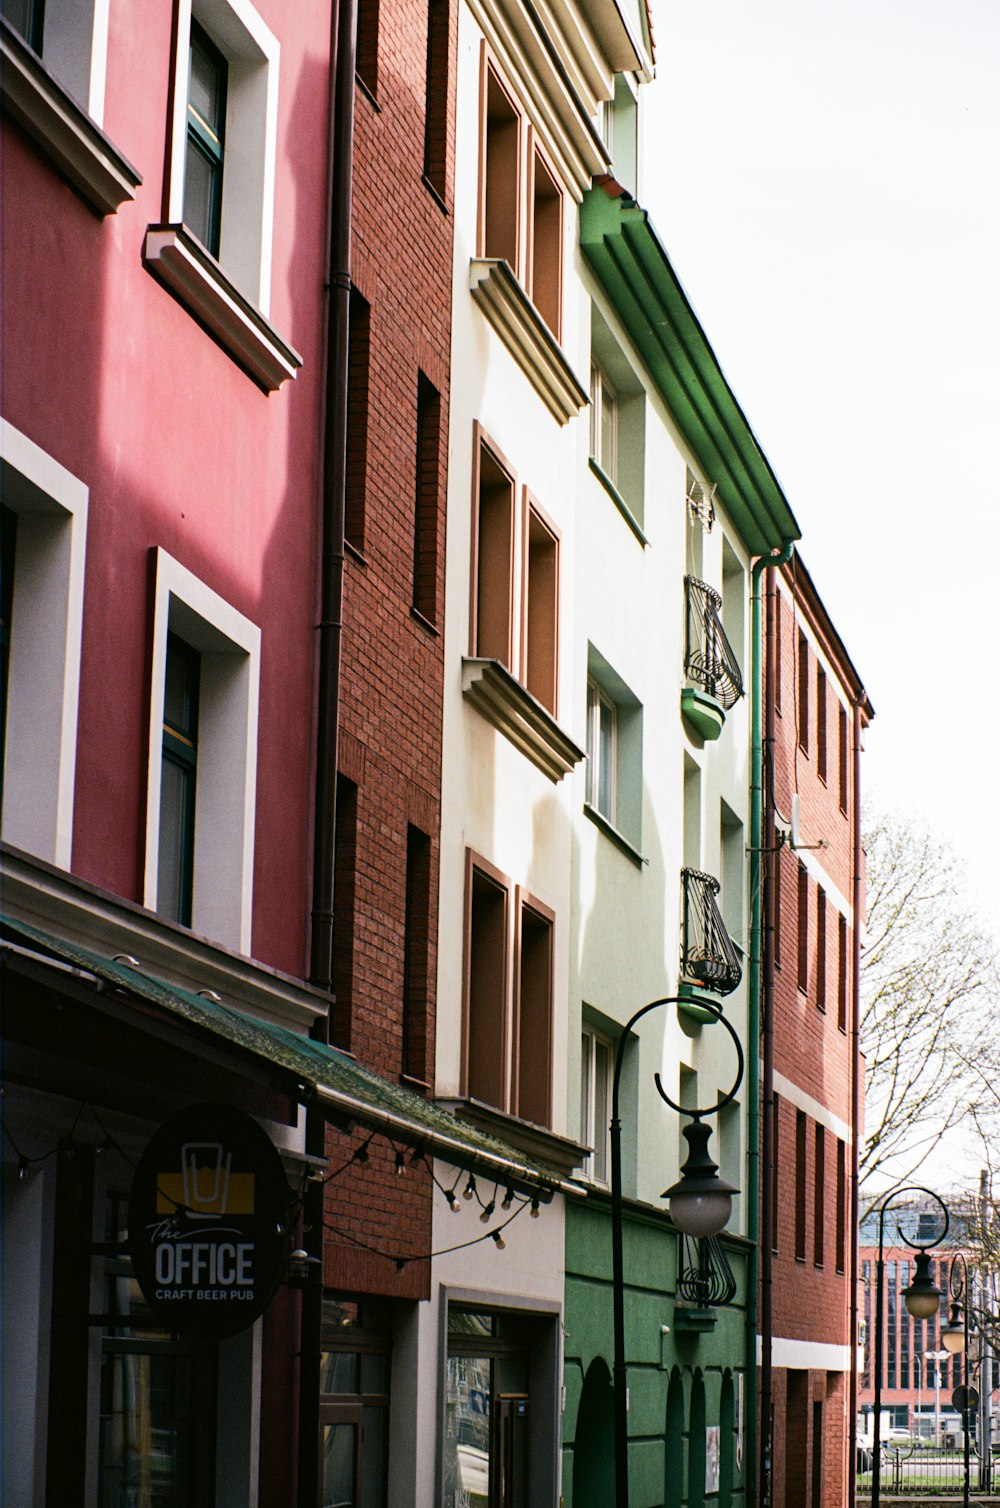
837,912,848,1033
478,47,564,337
838,705,849,815
422,0,449,200
413,372,442,626
471,425,560,716
795,1109,808,1262
462,849,555,1127
774,588,782,714
797,630,809,754
813,1123,825,1268
402,824,432,1086
835,1138,847,1274
816,665,827,781
771,1093,780,1253
815,885,826,1012
797,862,809,995
345,288,371,553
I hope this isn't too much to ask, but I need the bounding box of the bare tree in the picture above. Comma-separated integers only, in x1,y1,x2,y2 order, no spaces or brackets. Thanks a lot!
859,809,1000,1215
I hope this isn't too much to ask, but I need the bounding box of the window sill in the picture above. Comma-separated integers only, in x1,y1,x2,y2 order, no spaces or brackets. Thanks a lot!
142,224,302,392
587,457,647,545
345,538,367,565
469,258,588,425
438,1096,587,1178
410,606,440,637
462,658,584,783
583,802,644,866
422,173,448,213
1,19,142,216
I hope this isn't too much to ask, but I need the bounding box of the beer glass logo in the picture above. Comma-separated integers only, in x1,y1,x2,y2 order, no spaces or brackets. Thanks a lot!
156,1140,255,1218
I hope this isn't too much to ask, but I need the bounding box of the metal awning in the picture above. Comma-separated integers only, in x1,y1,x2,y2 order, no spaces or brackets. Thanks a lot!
0,912,578,1199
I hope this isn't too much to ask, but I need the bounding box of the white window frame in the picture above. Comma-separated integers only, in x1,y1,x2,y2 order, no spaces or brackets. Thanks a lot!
580,1025,612,1185
165,0,279,313
144,549,260,954
589,360,618,483
0,418,87,870
585,677,617,822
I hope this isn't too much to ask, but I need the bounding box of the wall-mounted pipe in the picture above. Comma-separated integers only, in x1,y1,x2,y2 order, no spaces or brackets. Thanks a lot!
749,541,794,1508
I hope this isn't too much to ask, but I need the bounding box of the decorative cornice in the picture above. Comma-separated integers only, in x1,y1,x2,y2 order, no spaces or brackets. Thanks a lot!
1,19,141,216
143,225,302,392
462,657,584,782
580,187,801,556
470,258,588,425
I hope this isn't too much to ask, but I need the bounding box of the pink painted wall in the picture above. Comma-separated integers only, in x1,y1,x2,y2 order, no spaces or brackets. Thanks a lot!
1,0,334,975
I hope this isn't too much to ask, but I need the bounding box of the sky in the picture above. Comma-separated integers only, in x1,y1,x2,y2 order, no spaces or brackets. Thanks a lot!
643,0,1000,943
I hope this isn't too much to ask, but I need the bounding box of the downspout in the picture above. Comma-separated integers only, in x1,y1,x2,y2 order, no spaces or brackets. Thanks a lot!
310,0,357,994
848,694,866,1508
301,0,357,1499
749,543,794,1507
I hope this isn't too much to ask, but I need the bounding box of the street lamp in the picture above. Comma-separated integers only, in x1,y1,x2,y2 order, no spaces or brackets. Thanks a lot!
610,995,744,1508
871,1188,950,1508
941,1252,972,1508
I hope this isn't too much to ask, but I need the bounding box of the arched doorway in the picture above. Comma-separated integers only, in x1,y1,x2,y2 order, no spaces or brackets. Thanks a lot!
664,1368,685,1507
719,1371,735,1507
572,1357,614,1507
688,1371,706,1508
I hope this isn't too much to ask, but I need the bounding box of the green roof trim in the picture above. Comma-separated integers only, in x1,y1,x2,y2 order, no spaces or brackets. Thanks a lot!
0,913,574,1197
580,187,800,555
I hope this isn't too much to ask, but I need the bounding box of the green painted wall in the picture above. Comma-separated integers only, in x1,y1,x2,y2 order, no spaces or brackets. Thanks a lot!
563,1196,749,1508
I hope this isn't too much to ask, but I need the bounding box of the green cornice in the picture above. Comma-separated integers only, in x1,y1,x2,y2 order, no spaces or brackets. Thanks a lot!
580,186,801,556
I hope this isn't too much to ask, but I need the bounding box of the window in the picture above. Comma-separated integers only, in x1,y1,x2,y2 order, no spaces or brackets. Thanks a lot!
720,802,744,952
184,23,227,257
816,665,827,781
0,505,15,799
478,51,563,338
402,825,431,1084
144,549,260,953
580,1026,612,1184
771,1094,780,1252
795,1110,807,1261
144,0,299,390
773,846,782,969
598,73,638,196
721,537,745,677
423,0,448,198
0,419,86,869
413,373,441,624
345,289,372,552
589,305,646,531
470,429,560,715
320,1296,391,1508
815,886,826,1012
774,589,782,713
797,863,809,994
1,0,140,216
463,853,554,1127
837,913,848,1033
158,634,201,928
838,705,849,814
683,754,701,869
585,645,642,852
330,774,358,1049
836,1138,846,1274
797,631,809,753
356,0,379,96
813,1124,825,1268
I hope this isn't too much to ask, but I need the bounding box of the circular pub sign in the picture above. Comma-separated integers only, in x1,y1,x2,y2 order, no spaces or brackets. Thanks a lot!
128,1102,291,1338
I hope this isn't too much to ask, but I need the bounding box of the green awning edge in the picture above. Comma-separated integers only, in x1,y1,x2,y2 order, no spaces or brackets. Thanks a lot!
0,912,579,1198
580,186,801,556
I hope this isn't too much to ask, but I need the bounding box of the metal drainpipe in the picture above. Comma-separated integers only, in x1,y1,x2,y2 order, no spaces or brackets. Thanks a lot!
300,0,358,1499
848,692,866,1508
310,0,358,995
749,543,794,1508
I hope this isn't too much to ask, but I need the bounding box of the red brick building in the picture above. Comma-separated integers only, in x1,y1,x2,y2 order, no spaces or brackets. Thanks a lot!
760,553,874,1507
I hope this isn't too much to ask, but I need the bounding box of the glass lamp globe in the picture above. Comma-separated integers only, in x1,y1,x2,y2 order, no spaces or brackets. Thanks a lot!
662,1119,738,1240
941,1303,966,1354
667,1188,734,1239
903,1251,942,1319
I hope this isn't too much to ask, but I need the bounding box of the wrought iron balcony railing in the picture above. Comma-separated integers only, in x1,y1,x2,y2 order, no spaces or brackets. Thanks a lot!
684,575,743,710
677,1231,738,1307
681,867,742,997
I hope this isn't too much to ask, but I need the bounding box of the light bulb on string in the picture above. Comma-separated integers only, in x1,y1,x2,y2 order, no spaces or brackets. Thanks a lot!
501,1188,514,1210
480,1201,495,1223
492,1231,505,1250
463,1176,476,1201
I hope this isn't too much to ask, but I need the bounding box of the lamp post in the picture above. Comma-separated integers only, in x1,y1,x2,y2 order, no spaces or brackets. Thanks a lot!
610,995,744,1508
871,1188,949,1508
941,1251,972,1508
925,1350,950,1445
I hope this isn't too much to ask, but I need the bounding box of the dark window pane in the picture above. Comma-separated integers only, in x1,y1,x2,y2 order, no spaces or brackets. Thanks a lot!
157,756,190,924
320,1350,360,1395
183,139,219,251
322,1422,357,1506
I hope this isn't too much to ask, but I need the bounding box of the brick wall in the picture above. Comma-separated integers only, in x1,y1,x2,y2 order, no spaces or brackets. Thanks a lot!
322,0,458,1298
